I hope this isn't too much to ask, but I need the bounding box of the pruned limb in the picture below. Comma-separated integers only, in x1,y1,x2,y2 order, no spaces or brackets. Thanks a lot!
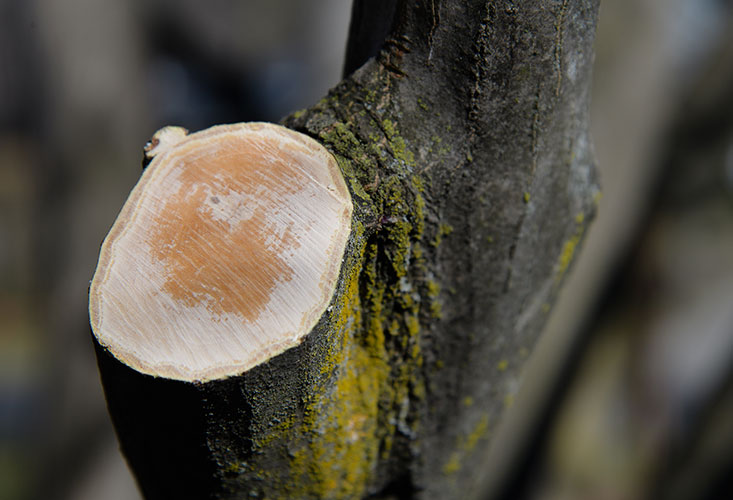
92,1,601,498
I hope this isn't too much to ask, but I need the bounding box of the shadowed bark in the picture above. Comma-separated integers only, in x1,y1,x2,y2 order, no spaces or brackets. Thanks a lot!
94,0,600,498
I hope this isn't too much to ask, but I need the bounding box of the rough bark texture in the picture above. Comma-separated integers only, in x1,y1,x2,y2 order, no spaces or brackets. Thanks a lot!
95,1,600,498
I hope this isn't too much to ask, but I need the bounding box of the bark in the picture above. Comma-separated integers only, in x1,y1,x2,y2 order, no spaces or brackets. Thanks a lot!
94,0,600,498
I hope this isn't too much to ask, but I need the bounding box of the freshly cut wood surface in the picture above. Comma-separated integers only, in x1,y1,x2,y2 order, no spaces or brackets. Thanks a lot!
89,123,352,382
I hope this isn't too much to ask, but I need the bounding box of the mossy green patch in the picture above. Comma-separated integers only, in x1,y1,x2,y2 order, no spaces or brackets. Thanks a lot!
557,233,581,279
431,223,454,248
239,257,381,499
504,394,514,409
593,190,603,207
382,118,416,167
426,280,442,319
555,212,588,283
282,235,401,498
365,88,378,105
463,414,490,452
443,452,462,475
442,413,490,476
262,86,438,498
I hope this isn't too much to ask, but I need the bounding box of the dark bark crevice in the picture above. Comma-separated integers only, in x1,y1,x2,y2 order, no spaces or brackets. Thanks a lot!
343,0,400,78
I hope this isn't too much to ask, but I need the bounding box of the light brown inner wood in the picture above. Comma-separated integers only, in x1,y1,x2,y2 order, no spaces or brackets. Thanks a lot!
150,137,302,322
89,123,352,382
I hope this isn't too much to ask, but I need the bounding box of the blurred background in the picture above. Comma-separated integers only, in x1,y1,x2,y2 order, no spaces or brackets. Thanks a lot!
0,1,731,499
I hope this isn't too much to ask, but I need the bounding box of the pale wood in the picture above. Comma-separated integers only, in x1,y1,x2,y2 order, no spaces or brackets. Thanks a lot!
89,123,352,382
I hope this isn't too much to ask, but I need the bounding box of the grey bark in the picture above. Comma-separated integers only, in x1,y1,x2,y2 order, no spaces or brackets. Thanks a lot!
94,1,600,498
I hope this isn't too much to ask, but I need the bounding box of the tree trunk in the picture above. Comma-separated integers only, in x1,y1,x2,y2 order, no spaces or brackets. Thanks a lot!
93,0,600,498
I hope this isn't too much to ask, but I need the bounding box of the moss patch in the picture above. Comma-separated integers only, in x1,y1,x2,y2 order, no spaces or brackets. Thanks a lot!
253,83,435,497
431,223,454,248
555,213,586,282
382,119,416,167
441,413,490,476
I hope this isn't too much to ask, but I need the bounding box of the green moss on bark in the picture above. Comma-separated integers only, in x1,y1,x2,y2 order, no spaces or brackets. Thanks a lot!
232,79,439,498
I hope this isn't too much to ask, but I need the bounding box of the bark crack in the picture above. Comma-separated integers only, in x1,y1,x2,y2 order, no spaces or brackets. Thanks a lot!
530,81,541,176
467,2,493,129
554,0,569,96
427,0,439,62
